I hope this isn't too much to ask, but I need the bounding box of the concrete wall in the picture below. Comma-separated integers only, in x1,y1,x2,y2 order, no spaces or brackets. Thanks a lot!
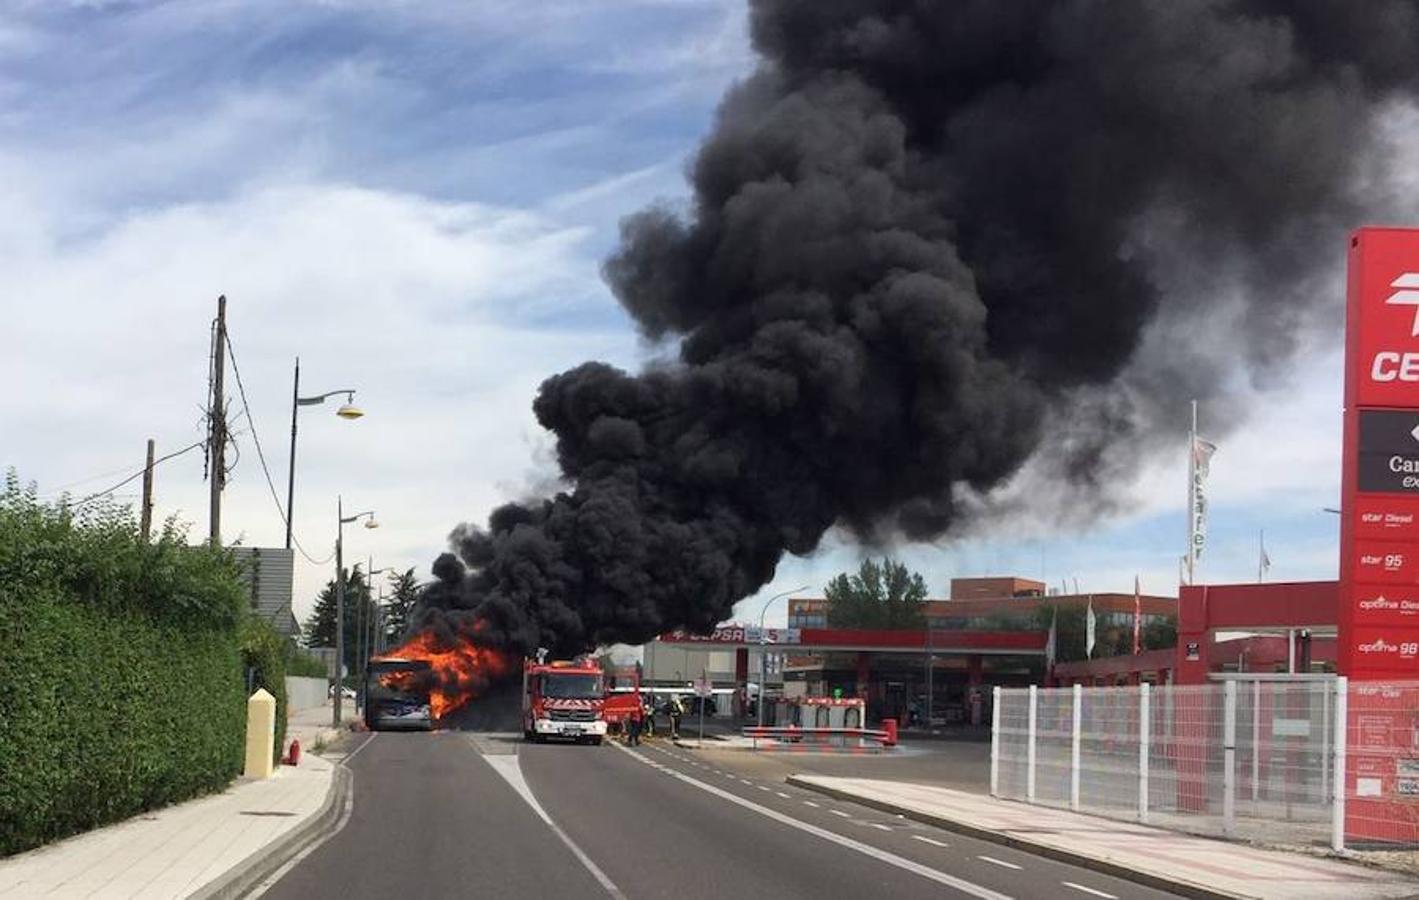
285,676,329,712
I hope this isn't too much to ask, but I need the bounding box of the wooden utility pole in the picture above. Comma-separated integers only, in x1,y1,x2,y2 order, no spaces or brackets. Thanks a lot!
208,295,227,547
139,438,155,541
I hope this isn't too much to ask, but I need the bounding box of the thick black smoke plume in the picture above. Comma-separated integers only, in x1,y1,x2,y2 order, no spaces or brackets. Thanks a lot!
415,0,1419,657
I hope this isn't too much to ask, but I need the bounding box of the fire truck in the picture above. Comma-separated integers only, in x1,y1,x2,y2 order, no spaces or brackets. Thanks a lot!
600,663,644,735
522,656,608,744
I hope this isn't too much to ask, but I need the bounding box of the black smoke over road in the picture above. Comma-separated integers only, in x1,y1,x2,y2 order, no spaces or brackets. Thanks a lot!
414,0,1419,656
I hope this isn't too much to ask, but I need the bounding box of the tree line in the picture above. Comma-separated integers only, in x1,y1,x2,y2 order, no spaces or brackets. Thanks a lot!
302,566,420,675
818,557,1176,662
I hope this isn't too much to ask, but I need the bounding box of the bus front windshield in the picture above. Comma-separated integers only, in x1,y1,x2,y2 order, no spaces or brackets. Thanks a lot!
368,660,432,702
540,673,603,699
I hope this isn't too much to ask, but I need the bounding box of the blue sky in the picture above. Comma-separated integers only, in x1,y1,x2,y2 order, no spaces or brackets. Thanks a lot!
0,0,1370,627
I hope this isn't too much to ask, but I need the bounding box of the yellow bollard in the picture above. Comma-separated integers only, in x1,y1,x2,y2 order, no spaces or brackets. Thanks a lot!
244,688,277,779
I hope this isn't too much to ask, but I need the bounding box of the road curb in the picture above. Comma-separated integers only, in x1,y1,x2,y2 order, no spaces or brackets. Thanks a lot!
189,763,351,900
784,776,1249,900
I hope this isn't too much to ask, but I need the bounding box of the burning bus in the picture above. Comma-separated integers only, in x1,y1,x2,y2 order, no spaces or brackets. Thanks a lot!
364,658,434,731
522,657,607,744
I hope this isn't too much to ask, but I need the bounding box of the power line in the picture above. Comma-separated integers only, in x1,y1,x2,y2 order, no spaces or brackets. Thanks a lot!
45,461,153,495
224,332,336,566
70,441,205,508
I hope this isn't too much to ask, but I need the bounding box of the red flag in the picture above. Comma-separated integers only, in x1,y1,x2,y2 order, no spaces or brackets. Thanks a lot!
1132,575,1142,655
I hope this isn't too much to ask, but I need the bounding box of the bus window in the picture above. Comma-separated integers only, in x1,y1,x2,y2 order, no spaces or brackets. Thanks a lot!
365,659,434,731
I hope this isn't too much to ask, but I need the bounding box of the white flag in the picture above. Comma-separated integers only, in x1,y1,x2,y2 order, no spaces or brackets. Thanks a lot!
1045,606,1058,670
1259,529,1272,582
1086,595,1097,660
1191,437,1218,560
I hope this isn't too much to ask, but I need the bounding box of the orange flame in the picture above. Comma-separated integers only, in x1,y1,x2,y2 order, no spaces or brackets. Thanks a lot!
376,625,513,720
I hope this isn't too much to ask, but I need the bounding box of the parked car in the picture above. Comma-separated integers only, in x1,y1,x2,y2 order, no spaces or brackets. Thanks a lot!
328,683,356,700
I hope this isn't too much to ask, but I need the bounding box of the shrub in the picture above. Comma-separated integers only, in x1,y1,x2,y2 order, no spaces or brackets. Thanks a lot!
0,474,247,857
285,646,330,679
240,614,289,761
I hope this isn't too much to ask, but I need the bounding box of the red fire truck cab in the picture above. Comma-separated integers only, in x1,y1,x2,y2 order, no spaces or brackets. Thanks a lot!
522,657,608,744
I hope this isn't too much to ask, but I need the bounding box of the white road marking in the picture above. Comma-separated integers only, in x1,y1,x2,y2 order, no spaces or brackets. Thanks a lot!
863,822,892,832
830,809,852,818
978,856,1023,871
740,779,754,786
912,835,949,848
775,792,791,799
757,785,771,792
1062,883,1117,899
609,742,1010,900
247,734,379,897
480,753,627,899
803,801,820,808
341,732,379,764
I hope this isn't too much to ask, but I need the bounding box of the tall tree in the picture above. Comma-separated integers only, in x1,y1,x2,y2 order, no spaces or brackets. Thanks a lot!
382,568,419,648
302,566,374,675
825,558,928,629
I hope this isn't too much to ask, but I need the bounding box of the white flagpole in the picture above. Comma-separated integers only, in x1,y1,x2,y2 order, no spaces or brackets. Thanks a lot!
1185,399,1197,586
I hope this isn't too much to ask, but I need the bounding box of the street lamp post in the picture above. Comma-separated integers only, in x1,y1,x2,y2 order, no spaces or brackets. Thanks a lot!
756,585,810,729
360,556,390,688
334,496,378,728
287,358,363,550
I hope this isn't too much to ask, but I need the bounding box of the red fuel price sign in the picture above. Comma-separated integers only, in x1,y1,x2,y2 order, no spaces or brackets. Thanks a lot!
1340,227,1419,844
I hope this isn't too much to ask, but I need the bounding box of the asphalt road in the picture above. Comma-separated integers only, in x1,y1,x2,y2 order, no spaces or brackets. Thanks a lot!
258,730,1186,900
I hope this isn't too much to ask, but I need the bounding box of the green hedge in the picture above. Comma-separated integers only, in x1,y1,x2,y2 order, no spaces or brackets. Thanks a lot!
240,615,288,760
285,646,329,678
0,475,248,857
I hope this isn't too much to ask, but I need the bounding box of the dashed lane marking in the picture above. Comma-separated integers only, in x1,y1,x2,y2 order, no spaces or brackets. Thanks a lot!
803,801,820,808
1062,883,1116,899
775,792,791,799
740,779,753,786
757,785,771,792
977,856,1023,871
608,742,1010,900
912,836,949,848
862,823,892,832
830,809,851,818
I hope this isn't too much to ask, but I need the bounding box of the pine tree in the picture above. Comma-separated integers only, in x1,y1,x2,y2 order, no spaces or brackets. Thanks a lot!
302,566,373,675
382,568,420,647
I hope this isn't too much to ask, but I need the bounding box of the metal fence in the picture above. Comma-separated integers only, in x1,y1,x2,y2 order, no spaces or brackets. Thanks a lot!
991,677,1377,850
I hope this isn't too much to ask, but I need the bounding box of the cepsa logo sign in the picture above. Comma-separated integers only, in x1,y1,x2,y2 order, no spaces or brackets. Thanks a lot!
1353,230,1419,407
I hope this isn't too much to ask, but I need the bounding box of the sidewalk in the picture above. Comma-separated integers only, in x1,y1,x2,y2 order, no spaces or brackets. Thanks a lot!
0,702,357,899
787,775,1419,900
286,700,358,755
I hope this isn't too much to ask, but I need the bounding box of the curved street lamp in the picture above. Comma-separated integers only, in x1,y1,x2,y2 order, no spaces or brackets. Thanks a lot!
286,356,363,549
756,584,810,728
358,559,391,684
333,497,378,727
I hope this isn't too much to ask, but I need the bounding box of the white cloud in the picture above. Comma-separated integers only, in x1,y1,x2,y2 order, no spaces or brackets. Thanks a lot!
0,181,640,621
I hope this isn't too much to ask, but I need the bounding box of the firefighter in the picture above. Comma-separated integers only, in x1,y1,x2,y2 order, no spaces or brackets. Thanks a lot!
669,694,684,738
627,701,643,746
